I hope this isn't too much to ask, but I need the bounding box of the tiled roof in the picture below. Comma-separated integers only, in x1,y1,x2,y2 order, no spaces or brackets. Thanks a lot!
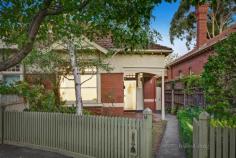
94,37,115,49
94,36,172,51
168,23,236,66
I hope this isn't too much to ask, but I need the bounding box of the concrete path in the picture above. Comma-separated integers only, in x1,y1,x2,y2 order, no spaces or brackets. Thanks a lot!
157,115,186,158
0,144,72,158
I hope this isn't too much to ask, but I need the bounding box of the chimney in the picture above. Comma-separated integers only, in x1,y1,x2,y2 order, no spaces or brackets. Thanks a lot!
196,4,208,48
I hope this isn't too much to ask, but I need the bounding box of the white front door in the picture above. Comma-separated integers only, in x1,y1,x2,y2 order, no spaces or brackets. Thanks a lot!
156,87,162,110
124,80,136,110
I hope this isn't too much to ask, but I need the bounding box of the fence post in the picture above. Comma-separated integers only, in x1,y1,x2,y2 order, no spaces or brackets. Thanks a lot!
1,106,5,144
198,112,209,158
171,89,175,112
143,108,152,158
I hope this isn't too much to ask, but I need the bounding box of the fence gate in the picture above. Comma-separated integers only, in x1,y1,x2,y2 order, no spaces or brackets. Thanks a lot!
0,108,152,158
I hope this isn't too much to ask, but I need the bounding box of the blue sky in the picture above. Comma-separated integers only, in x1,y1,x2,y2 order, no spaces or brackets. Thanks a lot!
150,0,191,56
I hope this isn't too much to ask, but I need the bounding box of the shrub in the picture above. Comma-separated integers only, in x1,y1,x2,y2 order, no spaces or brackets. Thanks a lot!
206,102,236,128
0,81,92,114
177,107,203,158
202,33,236,107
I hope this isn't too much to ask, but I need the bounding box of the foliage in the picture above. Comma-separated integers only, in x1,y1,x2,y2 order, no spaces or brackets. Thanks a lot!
0,81,92,114
177,107,203,158
202,33,236,107
0,81,57,111
181,75,202,94
169,0,236,48
206,102,236,128
0,0,178,71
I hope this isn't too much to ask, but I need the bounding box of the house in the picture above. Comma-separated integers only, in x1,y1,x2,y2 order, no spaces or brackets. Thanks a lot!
166,4,236,81
0,36,172,117
164,4,236,109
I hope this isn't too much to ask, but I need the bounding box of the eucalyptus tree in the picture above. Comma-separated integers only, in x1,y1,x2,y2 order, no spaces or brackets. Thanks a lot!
0,0,175,114
169,0,236,49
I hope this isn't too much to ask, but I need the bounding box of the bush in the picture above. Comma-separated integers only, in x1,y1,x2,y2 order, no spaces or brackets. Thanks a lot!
202,33,236,107
206,102,236,127
0,81,92,114
177,107,203,158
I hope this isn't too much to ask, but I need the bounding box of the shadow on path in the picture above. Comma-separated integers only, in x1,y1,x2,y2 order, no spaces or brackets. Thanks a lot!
156,114,186,158
0,144,72,158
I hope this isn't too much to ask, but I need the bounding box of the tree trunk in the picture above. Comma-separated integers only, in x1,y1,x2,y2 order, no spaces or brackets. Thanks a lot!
68,42,83,115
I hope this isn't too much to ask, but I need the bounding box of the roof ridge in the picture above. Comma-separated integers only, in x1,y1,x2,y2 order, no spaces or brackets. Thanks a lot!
167,23,236,67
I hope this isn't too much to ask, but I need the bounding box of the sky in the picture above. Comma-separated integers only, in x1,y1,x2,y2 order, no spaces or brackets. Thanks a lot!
150,0,191,56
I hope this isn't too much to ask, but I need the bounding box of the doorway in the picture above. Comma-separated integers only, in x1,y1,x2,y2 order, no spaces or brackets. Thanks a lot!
124,80,136,110
156,87,161,110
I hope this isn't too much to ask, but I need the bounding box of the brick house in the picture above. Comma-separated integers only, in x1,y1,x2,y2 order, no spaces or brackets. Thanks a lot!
0,36,172,116
166,4,236,81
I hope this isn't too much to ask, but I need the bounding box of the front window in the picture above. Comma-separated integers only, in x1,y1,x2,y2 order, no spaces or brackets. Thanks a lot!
189,67,193,75
3,75,20,85
60,72,98,104
179,70,183,78
0,64,22,85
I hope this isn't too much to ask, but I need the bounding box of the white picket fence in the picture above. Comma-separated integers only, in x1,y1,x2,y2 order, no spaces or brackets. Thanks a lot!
0,108,153,158
193,112,236,158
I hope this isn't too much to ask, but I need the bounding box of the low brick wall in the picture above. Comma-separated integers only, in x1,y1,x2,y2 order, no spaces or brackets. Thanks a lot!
84,106,124,116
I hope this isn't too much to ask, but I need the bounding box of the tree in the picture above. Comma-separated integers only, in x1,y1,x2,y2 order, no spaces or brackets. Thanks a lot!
201,33,236,107
0,0,173,114
169,0,236,49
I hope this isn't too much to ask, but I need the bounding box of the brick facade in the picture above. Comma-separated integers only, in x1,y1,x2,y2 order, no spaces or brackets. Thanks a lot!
143,75,156,111
167,49,213,80
101,73,124,103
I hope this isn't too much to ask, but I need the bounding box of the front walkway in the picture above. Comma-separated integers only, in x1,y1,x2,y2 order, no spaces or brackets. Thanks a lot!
157,114,186,158
0,144,72,158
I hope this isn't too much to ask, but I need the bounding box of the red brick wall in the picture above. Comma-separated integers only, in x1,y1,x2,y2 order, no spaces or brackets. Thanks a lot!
196,4,208,48
167,50,213,80
101,107,124,116
101,73,124,103
143,75,156,111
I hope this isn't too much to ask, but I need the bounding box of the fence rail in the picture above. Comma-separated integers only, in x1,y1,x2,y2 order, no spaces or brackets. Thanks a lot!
0,109,152,158
193,112,236,158
165,80,206,110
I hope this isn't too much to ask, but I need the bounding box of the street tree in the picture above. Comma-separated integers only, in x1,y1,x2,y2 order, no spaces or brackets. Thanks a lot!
169,0,236,49
0,0,173,114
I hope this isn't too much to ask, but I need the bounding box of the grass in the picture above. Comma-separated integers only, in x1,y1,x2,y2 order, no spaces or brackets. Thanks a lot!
152,120,167,158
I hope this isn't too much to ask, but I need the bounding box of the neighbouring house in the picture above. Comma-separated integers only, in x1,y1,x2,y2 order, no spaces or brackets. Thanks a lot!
166,4,236,81
0,36,172,116
164,4,236,109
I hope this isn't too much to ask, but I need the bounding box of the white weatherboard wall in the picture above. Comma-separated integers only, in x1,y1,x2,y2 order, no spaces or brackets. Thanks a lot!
101,54,166,75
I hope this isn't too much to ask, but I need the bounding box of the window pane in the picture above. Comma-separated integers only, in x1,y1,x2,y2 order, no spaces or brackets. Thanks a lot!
61,75,97,88
60,74,97,103
81,88,97,102
3,75,20,85
60,88,76,101
60,75,74,88
81,75,97,87
60,88,97,103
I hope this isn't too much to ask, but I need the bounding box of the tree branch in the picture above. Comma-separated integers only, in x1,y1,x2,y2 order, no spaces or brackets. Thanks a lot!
0,0,89,71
